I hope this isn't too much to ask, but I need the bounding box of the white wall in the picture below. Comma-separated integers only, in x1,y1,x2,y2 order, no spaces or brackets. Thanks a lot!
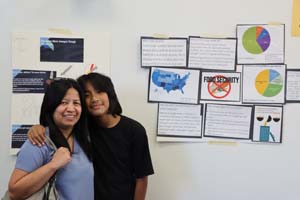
1,0,300,199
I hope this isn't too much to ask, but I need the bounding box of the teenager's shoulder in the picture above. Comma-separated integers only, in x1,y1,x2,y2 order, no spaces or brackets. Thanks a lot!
120,115,144,128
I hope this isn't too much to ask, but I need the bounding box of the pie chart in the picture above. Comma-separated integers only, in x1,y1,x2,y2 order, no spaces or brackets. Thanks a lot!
255,69,283,97
242,26,271,54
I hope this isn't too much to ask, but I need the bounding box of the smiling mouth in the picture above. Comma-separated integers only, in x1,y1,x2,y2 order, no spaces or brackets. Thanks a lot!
91,104,103,109
63,115,77,120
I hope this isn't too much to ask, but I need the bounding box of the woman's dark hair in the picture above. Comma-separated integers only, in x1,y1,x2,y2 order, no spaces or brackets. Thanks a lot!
77,73,122,116
40,78,92,160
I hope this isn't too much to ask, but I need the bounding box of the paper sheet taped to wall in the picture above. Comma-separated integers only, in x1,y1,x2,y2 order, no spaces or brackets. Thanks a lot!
292,0,300,36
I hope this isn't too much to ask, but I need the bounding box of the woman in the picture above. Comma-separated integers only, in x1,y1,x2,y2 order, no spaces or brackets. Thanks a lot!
8,78,93,200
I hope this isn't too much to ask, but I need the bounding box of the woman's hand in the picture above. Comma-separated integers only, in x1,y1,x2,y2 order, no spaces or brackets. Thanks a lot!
49,147,71,170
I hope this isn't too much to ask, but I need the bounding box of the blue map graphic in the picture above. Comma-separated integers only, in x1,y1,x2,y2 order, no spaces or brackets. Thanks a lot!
152,69,190,93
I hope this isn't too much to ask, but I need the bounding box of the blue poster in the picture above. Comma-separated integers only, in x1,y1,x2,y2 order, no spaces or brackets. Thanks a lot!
13,69,56,93
40,37,84,62
11,124,32,149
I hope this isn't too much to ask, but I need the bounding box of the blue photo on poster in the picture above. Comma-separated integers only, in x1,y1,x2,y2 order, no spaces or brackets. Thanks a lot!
40,37,84,62
11,124,32,149
13,69,56,93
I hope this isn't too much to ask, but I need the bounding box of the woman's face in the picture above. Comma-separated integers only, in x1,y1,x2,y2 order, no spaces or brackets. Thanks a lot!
84,82,110,117
53,87,82,132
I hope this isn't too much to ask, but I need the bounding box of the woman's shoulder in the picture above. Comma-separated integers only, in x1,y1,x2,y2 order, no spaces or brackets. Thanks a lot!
19,139,53,157
15,139,53,172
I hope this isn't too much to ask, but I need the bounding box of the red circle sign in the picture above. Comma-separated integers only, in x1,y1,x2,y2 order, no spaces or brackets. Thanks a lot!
207,75,231,99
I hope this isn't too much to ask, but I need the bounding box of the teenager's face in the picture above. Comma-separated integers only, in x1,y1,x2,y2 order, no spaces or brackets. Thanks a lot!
84,82,110,117
53,88,82,132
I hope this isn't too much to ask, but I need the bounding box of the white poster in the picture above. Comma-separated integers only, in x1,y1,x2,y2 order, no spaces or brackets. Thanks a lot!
252,106,283,143
141,37,187,67
10,30,111,154
12,31,111,77
200,71,241,102
188,37,236,70
148,67,200,104
237,24,285,64
11,69,55,154
157,103,202,138
286,69,300,102
204,104,252,139
242,65,286,104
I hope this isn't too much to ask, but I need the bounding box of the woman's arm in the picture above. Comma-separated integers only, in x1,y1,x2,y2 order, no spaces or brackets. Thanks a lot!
9,147,71,200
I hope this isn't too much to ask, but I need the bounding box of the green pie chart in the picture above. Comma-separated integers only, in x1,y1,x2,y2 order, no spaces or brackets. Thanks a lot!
242,26,271,54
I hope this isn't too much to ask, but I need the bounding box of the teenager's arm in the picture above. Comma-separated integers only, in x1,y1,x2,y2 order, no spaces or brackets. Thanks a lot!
9,147,71,200
27,125,46,146
134,176,148,200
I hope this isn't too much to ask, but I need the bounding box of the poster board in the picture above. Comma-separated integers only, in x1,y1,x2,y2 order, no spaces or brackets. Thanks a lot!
10,30,111,154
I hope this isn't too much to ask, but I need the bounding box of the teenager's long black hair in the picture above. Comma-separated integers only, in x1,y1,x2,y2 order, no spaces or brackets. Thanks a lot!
40,78,92,161
77,73,122,116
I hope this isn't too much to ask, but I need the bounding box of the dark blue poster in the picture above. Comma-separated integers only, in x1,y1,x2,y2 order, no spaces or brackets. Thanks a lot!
13,69,56,93
11,124,32,149
40,37,84,62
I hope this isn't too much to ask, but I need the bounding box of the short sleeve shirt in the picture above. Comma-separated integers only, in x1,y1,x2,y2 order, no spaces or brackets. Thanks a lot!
15,133,94,200
91,115,154,200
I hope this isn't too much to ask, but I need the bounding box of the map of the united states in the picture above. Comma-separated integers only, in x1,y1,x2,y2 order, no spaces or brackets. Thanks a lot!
152,69,190,94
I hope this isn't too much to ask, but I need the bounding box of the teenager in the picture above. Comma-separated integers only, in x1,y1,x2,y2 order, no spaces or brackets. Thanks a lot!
28,73,154,200
9,78,93,200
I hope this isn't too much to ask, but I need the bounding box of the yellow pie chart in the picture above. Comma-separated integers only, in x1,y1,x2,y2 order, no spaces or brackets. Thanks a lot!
255,69,283,97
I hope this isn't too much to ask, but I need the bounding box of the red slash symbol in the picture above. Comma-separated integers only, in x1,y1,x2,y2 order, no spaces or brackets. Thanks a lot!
207,75,231,99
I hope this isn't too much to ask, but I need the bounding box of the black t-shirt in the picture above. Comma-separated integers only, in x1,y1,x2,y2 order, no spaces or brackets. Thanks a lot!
90,115,154,200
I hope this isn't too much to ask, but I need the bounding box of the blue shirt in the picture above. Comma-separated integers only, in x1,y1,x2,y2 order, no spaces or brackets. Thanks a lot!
15,134,94,200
